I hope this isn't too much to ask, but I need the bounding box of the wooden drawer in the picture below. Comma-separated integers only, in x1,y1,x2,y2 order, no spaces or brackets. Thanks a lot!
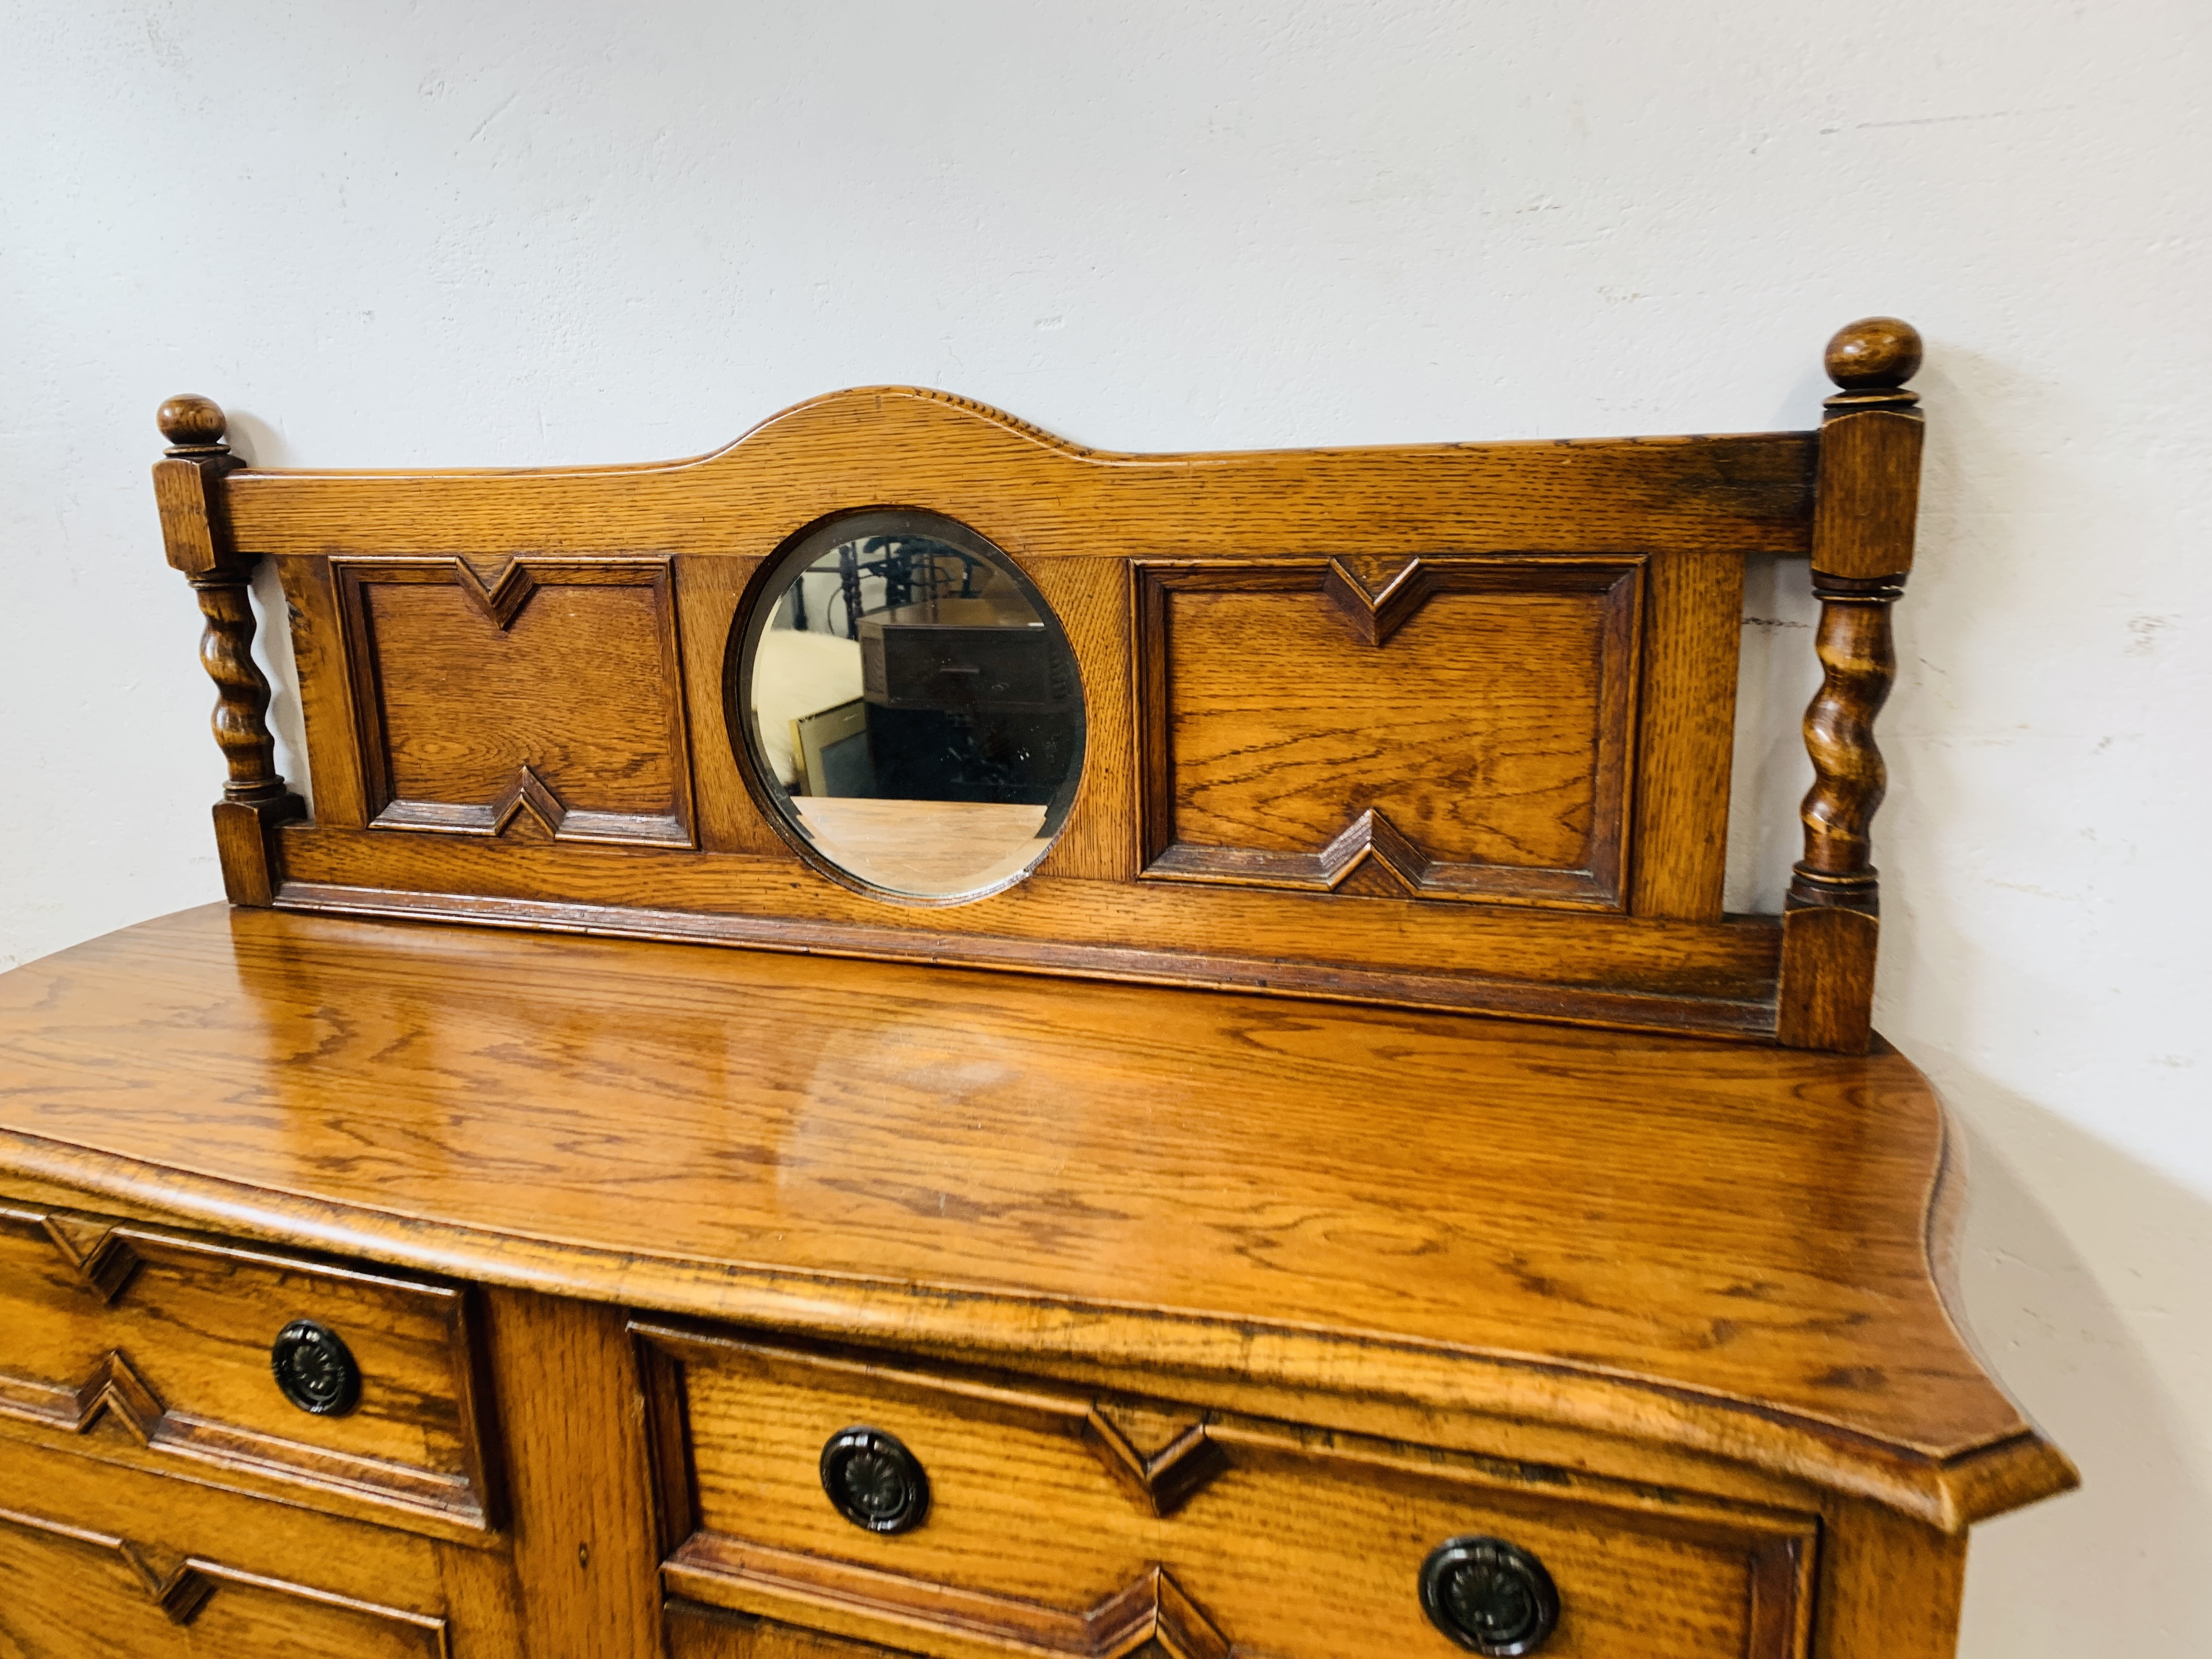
0,1435,515,1656
0,1200,497,1538
636,1321,1816,1659
667,1600,924,1659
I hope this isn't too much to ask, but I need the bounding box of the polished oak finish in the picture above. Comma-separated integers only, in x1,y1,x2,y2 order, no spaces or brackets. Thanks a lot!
0,1435,511,1654
0,1195,498,1536
152,394,307,906
334,556,695,847
634,1318,1815,1659
1133,556,1642,909
0,319,2067,1655
1,905,2068,1521
144,324,1929,1049
481,1286,665,1659
0,1503,449,1656
0,892,2072,1655
1775,319,1927,1050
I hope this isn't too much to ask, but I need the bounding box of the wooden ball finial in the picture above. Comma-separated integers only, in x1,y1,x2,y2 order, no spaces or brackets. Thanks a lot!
1824,318,1922,391
157,393,228,450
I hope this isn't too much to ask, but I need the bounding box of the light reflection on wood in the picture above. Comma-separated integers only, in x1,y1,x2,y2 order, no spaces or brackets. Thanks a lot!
792,798,1051,895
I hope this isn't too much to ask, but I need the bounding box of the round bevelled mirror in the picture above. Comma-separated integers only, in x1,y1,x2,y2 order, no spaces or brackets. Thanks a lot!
731,510,1085,901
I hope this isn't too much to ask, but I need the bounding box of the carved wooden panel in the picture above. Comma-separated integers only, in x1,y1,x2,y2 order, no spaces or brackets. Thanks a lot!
169,356,1931,1043
0,1503,448,1656
636,1321,1814,1659
335,556,693,847
0,1204,496,1537
1136,556,1643,910
664,1557,1233,1659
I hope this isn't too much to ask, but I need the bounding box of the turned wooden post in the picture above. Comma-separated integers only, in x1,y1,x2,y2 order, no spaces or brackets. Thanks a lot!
154,395,304,905
1776,319,1925,1051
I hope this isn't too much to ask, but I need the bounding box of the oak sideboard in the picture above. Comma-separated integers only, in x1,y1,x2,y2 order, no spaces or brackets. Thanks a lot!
0,319,2074,1658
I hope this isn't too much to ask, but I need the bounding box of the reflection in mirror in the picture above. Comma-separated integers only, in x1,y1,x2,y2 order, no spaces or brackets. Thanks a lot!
736,511,1085,900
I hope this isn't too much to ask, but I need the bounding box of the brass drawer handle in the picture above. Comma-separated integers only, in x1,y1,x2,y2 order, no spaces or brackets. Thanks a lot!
819,1426,929,1534
269,1319,362,1417
1419,1536,1558,1655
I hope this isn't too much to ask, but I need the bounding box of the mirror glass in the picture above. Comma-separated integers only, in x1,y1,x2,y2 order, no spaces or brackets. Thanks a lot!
735,511,1085,900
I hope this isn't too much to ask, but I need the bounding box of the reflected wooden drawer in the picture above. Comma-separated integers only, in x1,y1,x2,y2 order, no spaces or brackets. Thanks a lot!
635,1320,1816,1659
0,1200,496,1538
0,1436,484,1658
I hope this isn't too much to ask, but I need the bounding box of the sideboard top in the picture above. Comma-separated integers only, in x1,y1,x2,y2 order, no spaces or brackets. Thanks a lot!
0,904,2071,1530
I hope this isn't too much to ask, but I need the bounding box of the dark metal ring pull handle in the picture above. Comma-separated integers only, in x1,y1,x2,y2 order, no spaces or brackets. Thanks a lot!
820,1426,929,1534
1419,1536,1559,1656
269,1319,362,1417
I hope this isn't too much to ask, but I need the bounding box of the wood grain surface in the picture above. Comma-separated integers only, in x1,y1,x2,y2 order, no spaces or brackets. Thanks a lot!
267,829,1786,1038
1773,321,1928,1050
195,379,1840,1042
641,1322,1816,1659
0,904,2072,1531
81,328,2044,1657
0,1203,495,1535
0,1436,477,1656
336,557,694,848
480,1287,664,1659
151,400,307,909
1136,558,1640,910
221,393,1817,562
667,1602,899,1659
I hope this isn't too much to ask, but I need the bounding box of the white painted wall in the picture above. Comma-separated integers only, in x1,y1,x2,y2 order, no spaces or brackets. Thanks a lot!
4,3,2205,1649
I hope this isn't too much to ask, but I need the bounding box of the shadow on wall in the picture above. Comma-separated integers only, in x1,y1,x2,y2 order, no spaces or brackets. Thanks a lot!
1722,552,1817,915
1946,1073,2212,1655
1720,338,2209,1653
221,410,313,813
1889,342,2209,1654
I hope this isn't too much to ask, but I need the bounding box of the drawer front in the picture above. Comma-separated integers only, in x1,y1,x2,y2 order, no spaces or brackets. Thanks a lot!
637,1322,1814,1659
0,1436,493,1657
668,1601,913,1659
0,1201,495,1535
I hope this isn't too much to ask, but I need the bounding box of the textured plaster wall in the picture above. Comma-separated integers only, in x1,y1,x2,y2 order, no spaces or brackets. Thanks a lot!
3,4,2206,1650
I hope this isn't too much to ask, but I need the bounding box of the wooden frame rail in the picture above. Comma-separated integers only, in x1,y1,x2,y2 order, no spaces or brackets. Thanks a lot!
148,319,1925,1052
